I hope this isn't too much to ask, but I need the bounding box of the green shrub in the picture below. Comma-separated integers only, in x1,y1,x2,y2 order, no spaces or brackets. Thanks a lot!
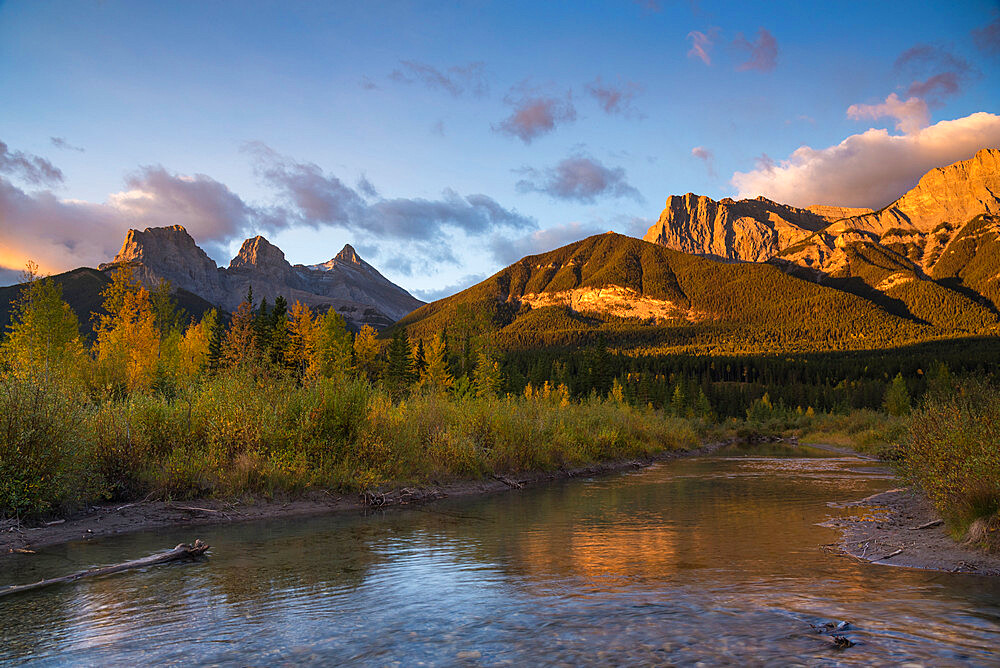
0,376,90,516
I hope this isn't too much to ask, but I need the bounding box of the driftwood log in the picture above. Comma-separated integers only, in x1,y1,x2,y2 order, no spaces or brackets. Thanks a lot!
0,539,209,598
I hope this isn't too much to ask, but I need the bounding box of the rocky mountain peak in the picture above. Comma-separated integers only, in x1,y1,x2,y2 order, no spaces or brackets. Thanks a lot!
644,193,838,262
105,225,206,266
229,235,290,271
335,243,362,265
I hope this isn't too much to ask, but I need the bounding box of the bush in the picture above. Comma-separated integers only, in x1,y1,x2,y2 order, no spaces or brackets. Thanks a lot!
901,377,1000,534
0,376,90,517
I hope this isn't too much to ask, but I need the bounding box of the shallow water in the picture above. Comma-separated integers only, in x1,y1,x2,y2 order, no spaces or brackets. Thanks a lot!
2,443,999,666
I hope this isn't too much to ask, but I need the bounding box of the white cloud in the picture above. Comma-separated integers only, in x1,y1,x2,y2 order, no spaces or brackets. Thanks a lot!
731,112,1000,209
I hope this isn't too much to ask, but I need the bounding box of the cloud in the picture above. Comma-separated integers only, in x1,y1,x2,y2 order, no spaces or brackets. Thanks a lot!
50,137,85,153
691,146,715,177
2,140,538,285
359,76,380,91
388,60,488,98
0,140,63,186
973,17,1000,54
0,174,129,278
516,154,642,203
0,153,274,277
110,166,270,245
634,0,662,11
733,28,778,72
585,77,643,117
246,142,536,243
490,221,606,265
687,28,718,65
847,93,930,135
410,273,487,302
894,44,973,104
494,84,576,143
731,111,1000,209
356,174,379,199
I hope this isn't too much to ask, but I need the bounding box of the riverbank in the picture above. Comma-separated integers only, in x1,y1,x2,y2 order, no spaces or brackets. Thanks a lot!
1,440,730,558
829,487,1000,576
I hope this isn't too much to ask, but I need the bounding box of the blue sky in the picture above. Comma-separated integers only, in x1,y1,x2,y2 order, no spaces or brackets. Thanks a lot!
1,0,998,297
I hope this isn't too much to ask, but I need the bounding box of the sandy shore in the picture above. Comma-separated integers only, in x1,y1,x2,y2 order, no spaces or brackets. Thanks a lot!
2,441,728,558
828,486,1000,576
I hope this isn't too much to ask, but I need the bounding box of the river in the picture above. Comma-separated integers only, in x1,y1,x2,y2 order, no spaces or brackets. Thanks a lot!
2,443,998,666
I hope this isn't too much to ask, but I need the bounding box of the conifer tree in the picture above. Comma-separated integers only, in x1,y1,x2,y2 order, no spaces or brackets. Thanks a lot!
413,338,426,378
222,301,257,369
287,301,316,377
353,324,381,382
312,309,353,378
386,328,414,397
93,267,160,394
884,373,911,416
419,332,452,394
473,349,502,398
206,310,224,373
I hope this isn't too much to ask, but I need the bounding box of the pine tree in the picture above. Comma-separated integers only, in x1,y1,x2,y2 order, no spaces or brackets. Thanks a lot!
413,339,426,378
386,328,414,397
206,310,224,373
473,349,502,398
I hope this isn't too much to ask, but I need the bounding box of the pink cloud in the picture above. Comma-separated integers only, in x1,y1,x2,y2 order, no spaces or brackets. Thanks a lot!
847,93,930,135
733,28,778,72
731,112,1000,209
687,29,718,65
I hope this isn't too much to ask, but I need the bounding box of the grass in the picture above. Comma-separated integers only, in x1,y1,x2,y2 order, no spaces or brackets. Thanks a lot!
0,370,706,519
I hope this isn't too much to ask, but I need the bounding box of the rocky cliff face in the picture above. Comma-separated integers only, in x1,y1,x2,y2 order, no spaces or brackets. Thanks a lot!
642,194,866,262
101,227,423,329
779,148,1000,275
644,149,1000,278
827,148,1000,237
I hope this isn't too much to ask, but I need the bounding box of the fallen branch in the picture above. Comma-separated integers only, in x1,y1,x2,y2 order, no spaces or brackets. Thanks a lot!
0,540,209,598
173,506,222,514
491,474,523,489
908,519,943,530
881,548,904,560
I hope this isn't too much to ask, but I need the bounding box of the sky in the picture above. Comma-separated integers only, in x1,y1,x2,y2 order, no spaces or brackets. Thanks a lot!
1,0,999,299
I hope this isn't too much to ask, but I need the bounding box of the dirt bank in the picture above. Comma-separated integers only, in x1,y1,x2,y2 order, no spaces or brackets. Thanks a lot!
829,487,1000,576
2,441,729,559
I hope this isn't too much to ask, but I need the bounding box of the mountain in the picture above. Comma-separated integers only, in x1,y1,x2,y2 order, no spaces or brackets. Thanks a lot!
778,149,1000,275
394,232,997,354
100,226,423,329
0,267,217,340
642,193,871,262
638,149,1000,333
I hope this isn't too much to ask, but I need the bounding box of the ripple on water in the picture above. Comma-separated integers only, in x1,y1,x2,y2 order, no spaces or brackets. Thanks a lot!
2,447,999,666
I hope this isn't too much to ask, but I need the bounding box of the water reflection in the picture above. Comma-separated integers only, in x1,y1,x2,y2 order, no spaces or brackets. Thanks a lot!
2,445,999,666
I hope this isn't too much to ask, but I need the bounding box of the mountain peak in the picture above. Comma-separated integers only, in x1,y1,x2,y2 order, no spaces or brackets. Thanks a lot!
335,243,362,265
229,235,288,271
